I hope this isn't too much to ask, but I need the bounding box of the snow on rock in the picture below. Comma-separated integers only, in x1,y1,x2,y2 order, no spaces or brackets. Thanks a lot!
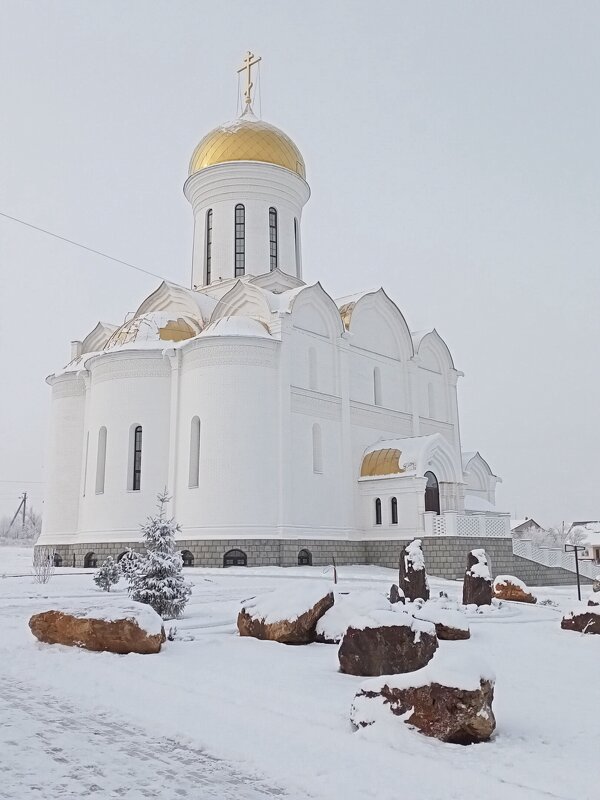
315,589,392,644
28,601,165,654
412,600,471,640
238,581,334,644
351,650,496,744
493,575,537,604
462,549,492,606
400,539,429,602
338,611,438,676
561,603,600,635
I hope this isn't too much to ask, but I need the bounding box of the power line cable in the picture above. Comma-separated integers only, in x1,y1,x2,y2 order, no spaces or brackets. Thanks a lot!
0,210,186,288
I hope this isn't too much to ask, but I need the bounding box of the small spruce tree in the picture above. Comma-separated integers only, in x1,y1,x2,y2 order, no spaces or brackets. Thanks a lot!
119,548,142,580
94,556,121,592
128,491,192,619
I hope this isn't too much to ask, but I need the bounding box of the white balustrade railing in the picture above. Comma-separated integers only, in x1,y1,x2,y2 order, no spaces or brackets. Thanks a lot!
423,511,511,538
513,538,600,580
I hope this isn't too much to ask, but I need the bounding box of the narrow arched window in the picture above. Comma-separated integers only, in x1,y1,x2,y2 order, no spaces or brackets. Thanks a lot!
205,209,213,284
269,207,278,271
234,204,245,276
188,416,200,488
95,427,107,494
391,496,398,524
428,382,436,419
83,431,90,496
375,498,382,525
312,423,323,474
298,549,312,566
308,347,317,390
424,471,440,515
131,425,142,491
374,367,382,406
294,217,300,271
84,551,97,568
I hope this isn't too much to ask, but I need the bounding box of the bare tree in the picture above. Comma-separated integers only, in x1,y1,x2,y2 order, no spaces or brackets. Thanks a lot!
32,547,56,584
566,526,588,547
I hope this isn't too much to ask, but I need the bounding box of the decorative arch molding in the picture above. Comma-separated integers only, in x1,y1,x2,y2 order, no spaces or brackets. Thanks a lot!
425,435,462,484
288,283,344,340
414,329,456,372
344,289,414,361
81,322,118,354
135,281,214,328
210,281,273,328
250,268,304,294
462,451,500,491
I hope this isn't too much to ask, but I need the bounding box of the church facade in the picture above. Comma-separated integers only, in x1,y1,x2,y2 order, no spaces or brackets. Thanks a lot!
38,57,510,570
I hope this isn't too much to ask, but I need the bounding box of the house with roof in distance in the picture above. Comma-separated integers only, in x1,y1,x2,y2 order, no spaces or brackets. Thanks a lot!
567,521,600,564
510,518,545,537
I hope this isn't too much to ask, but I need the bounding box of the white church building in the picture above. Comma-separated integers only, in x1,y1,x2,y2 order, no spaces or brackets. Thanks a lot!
38,54,512,572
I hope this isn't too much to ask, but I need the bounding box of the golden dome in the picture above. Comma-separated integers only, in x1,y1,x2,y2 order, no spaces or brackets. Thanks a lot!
189,112,305,178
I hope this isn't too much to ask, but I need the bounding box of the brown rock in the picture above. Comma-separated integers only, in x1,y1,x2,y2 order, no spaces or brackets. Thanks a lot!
338,616,438,676
399,540,430,602
588,597,599,607
462,549,492,606
493,576,536,604
435,621,471,640
561,607,600,635
237,591,334,644
29,609,165,654
351,677,496,744
389,584,404,604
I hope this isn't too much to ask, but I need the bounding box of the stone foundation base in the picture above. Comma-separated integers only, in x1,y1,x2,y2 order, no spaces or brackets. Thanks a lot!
38,536,592,586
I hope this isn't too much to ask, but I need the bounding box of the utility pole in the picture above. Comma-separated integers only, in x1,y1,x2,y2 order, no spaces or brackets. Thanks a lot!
7,492,27,535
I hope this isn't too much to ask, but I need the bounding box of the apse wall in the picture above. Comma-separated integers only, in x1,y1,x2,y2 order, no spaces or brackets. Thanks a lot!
77,351,171,543
175,335,280,538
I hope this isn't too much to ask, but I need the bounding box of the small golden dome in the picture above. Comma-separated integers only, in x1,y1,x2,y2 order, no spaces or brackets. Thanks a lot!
189,112,305,178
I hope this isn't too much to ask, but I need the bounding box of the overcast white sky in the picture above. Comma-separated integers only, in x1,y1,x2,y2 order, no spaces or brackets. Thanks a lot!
0,1,598,525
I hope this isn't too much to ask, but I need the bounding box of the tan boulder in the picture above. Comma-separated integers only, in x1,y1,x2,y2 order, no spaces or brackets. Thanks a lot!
29,604,165,654
493,575,537,604
238,582,334,644
338,612,438,676
351,671,496,744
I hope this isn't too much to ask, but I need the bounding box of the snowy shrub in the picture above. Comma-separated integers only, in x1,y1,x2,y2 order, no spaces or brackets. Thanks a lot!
32,547,56,584
93,556,121,592
127,491,192,620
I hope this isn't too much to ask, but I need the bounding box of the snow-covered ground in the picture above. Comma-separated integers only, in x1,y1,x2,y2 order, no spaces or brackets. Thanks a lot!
0,545,599,800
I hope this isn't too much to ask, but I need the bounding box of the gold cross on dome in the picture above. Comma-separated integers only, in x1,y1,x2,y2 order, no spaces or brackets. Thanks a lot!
237,51,262,110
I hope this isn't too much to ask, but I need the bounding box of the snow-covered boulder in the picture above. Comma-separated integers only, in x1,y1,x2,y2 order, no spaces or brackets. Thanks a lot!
561,604,600,635
338,610,438,676
462,549,492,606
315,589,392,644
350,651,496,744
389,584,404,604
399,539,429,602
237,581,334,644
29,602,165,654
412,600,471,640
493,575,536,604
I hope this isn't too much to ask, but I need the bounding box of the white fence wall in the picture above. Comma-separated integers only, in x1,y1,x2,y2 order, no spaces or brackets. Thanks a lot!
512,538,600,580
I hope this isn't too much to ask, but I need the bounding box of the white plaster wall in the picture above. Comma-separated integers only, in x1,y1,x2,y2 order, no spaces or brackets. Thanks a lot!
184,162,310,288
77,352,171,543
175,336,280,537
38,375,86,544
290,328,338,396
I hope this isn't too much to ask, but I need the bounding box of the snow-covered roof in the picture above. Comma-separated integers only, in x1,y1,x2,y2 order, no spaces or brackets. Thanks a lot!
510,518,543,532
198,316,272,339
569,522,600,547
464,495,497,513
360,434,461,483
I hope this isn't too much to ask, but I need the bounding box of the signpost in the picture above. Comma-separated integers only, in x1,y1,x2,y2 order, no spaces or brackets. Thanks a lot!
564,543,586,601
